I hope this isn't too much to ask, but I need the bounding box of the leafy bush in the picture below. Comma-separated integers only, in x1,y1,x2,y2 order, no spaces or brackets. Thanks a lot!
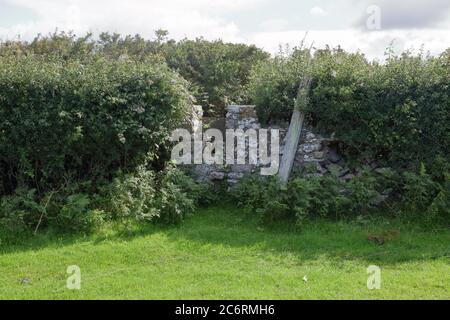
153,166,216,224
247,47,450,178
0,188,43,233
154,170,196,224
426,180,450,224
309,49,449,174
161,166,218,208
400,164,440,213
247,48,312,123
229,175,289,223
0,166,213,233
99,167,158,222
231,171,387,225
98,166,214,225
164,38,269,116
0,55,192,196
395,164,449,224
0,31,269,117
231,165,450,226
0,182,107,234
51,194,104,233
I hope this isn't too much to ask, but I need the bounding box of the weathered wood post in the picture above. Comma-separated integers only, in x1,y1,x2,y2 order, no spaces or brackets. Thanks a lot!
278,76,312,186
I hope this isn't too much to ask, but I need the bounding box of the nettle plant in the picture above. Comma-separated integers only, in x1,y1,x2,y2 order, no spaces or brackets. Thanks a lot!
230,170,383,225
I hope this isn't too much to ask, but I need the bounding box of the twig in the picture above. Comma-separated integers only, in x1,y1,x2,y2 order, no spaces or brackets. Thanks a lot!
34,190,56,235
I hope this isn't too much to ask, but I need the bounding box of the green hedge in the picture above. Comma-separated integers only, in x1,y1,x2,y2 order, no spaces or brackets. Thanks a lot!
164,38,269,116
0,55,192,195
248,48,450,177
1,31,269,117
231,168,450,226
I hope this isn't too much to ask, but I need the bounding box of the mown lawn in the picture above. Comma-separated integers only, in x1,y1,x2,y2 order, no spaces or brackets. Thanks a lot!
0,206,449,299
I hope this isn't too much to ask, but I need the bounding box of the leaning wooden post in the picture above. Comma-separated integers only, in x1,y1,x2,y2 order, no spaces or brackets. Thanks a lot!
278,76,312,186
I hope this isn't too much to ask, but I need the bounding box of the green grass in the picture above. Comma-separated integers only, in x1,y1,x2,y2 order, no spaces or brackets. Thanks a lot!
0,206,449,299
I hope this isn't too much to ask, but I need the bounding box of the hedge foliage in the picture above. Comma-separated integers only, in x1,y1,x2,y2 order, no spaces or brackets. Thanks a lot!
1,31,268,116
0,55,192,196
0,166,215,234
248,47,450,178
1,32,448,232
164,38,269,115
231,168,449,226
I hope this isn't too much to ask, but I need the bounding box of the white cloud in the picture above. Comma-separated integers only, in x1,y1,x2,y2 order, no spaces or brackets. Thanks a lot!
309,6,327,17
0,0,449,61
248,28,450,60
259,19,289,32
0,0,263,42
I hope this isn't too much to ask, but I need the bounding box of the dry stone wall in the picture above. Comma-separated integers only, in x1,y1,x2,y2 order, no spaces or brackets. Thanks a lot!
192,105,353,184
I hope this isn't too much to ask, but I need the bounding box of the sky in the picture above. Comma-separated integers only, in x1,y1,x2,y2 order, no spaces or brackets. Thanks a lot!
0,0,449,60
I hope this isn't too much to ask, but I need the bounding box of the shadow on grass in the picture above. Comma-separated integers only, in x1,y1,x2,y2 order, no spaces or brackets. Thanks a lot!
163,206,450,265
1,205,449,266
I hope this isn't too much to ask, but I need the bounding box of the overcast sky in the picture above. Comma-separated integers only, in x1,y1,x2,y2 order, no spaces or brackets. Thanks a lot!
0,0,449,60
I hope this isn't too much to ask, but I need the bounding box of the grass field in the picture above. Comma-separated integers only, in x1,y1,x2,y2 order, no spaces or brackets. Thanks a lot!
0,206,449,299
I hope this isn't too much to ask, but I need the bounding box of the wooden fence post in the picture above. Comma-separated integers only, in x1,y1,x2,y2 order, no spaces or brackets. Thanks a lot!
278,76,312,186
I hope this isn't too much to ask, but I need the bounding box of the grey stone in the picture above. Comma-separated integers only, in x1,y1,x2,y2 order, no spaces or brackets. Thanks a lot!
306,132,316,140
303,154,318,162
227,105,240,113
193,164,213,179
313,151,325,159
341,173,355,181
317,163,328,173
302,143,322,153
339,168,350,177
228,164,253,173
328,149,341,163
210,171,225,180
227,172,244,180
